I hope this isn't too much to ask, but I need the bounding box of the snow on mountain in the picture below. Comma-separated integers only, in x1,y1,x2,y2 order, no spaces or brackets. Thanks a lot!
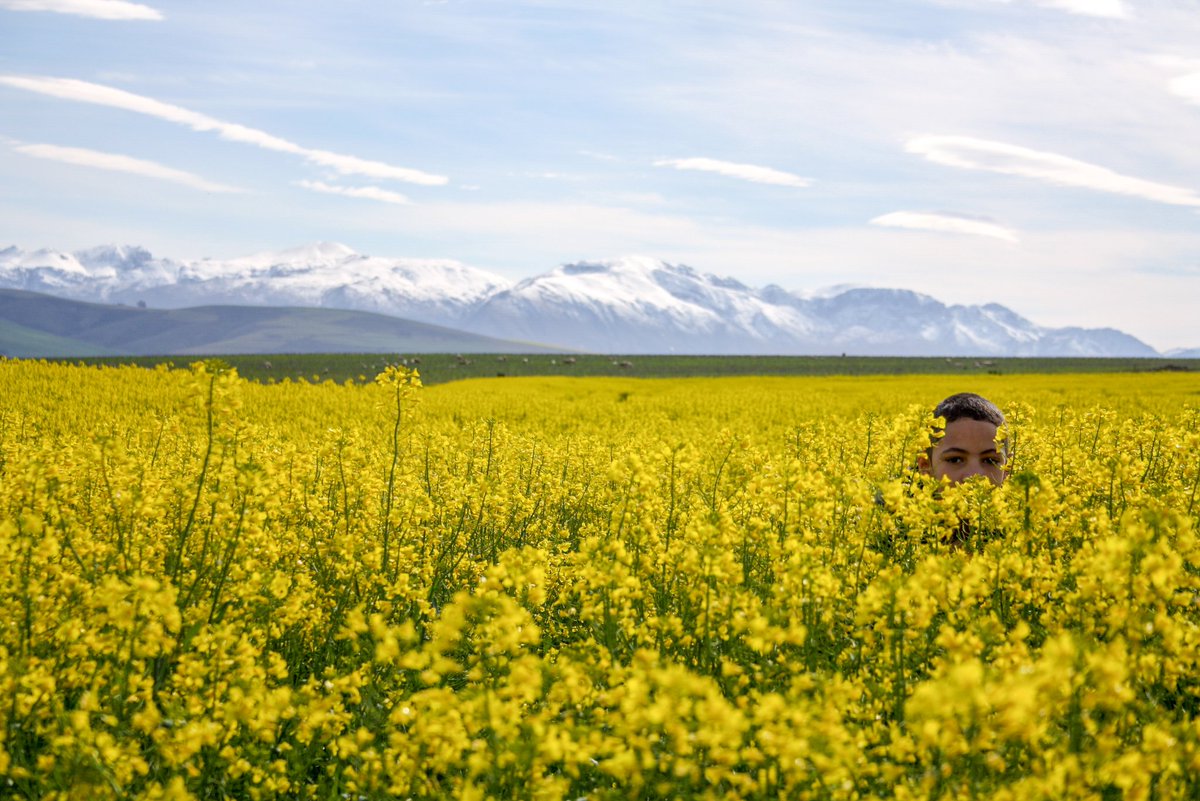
0,242,509,325
467,257,817,353
786,289,1052,355
469,260,1156,356
77,245,182,290
180,242,361,281
160,242,509,323
0,244,1162,356
0,246,91,291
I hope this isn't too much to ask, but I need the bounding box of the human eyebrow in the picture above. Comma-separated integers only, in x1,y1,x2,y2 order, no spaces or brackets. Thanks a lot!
940,447,1003,458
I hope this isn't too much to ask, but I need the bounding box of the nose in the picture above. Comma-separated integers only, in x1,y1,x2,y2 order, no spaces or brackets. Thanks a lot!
961,461,987,480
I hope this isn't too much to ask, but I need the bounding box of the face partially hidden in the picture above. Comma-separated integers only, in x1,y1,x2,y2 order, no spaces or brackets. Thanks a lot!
921,418,1008,486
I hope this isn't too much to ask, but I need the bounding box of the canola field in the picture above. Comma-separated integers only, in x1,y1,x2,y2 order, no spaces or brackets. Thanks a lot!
1,359,1199,800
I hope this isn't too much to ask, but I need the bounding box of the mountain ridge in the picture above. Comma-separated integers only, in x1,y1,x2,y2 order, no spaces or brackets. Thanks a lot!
0,242,1170,356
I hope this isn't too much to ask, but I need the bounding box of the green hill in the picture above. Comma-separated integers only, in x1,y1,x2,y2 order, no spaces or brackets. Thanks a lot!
0,290,558,357
0,316,119,358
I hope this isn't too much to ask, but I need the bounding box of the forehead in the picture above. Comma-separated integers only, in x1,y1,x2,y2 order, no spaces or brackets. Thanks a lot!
936,418,1002,452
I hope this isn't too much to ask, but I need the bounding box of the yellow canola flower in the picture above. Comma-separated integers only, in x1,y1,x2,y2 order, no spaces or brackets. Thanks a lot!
2,361,1200,799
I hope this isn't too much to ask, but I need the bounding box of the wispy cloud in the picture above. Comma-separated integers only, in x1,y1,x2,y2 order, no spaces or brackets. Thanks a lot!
654,157,810,188
0,75,448,185
973,0,1128,18
13,142,241,192
1169,72,1200,105
578,150,621,162
870,211,1018,242
907,135,1200,207
1031,0,1128,19
0,0,160,19
297,180,410,205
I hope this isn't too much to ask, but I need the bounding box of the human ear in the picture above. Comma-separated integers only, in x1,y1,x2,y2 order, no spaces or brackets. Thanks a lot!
917,453,931,475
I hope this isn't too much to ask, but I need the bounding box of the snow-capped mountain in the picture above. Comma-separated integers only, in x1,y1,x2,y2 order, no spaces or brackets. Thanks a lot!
0,244,178,296
0,242,507,326
465,257,818,353
465,260,1155,356
0,243,1166,356
159,242,509,323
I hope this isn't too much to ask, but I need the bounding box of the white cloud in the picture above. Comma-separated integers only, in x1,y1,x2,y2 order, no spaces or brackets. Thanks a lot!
907,135,1200,207
870,211,1018,242
1169,72,1200,105
654,157,810,188
1031,0,1128,19
972,0,1128,18
14,142,241,192
0,0,160,19
297,180,410,205
0,75,447,185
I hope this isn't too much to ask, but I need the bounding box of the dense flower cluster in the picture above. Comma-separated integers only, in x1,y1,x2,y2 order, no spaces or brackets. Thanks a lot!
1,360,1198,799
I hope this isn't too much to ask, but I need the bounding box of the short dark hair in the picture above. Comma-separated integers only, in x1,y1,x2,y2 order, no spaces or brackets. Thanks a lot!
933,392,1005,427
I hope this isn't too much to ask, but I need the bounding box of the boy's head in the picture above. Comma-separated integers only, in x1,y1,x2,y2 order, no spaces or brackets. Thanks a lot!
918,392,1008,486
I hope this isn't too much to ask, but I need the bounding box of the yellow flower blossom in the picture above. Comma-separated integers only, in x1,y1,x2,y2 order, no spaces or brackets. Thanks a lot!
3,361,1200,798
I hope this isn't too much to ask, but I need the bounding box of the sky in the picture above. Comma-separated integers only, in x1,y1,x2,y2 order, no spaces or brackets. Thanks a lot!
1,0,1199,351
